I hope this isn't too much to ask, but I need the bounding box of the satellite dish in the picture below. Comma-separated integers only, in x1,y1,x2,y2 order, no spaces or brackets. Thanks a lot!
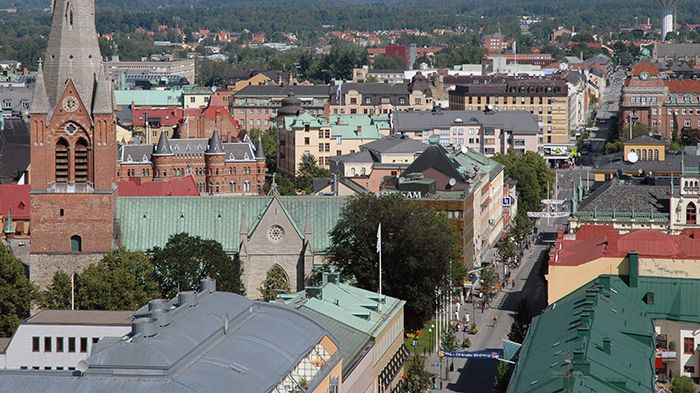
627,151,639,163
211,86,217,93
398,176,406,184
76,360,89,373
448,178,457,186
461,145,469,154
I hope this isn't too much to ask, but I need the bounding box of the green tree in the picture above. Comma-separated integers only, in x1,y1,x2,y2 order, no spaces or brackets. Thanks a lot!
497,238,517,264
441,324,458,351
401,355,432,392
295,153,331,194
493,150,554,217
512,213,532,244
247,128,278,173
151,233,244,297
258,264,291,301
41,271,72,310
0,245,36,336
493,360,513,393
372,55,405,70
681,128,700,146
507,298,532,343
76,248,160,311
327,193,461,330
671,375,695,393
262,173,297,196
479,264,498,291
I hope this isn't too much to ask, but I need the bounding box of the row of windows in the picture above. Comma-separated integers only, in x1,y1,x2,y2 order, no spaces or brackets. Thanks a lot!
631,149,660,161
197,180,253,193
20,366,75,371
652,107,700,116
31,336,97,353
630,96,658,105
466,96,556,105
650,119,700,128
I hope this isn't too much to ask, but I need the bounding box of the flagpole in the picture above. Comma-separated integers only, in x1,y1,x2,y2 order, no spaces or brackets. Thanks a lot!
377,222,382,310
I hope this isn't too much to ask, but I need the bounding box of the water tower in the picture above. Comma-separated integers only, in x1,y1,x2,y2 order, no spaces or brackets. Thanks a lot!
655,0,684,40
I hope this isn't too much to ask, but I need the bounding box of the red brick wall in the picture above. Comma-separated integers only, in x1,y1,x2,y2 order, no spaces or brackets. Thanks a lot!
30,192,115,253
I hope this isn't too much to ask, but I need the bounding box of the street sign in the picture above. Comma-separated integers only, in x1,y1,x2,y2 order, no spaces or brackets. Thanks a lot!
541,199,565,205
502,196,512,206
527,212,569,218
439,350,502,359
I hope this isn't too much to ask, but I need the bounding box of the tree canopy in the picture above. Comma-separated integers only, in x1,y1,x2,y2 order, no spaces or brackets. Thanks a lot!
76,248,160,310
151,233,245,297
41,271,72,310
0,245,35,336
326,193,461,330
295,153,331,194
492,150,554,217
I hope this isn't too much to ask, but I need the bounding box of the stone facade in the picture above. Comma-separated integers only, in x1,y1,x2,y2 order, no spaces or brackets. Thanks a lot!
28,253,104,288
239,197,314,298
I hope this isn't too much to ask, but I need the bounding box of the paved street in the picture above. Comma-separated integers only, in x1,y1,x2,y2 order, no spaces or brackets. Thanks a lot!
425,168,577,392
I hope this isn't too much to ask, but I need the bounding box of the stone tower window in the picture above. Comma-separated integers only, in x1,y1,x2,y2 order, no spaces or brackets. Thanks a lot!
75,138,89,183
55,138,69,183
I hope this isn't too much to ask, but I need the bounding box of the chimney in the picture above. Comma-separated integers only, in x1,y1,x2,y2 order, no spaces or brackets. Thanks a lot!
178,291,198,307
132,317,158,337
305,286,322,299
322,272,340,285
628,251,639,288
199,278,217,293
602,337,611,354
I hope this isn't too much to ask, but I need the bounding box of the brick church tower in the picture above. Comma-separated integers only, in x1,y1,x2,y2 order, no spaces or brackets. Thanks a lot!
29,0,116,282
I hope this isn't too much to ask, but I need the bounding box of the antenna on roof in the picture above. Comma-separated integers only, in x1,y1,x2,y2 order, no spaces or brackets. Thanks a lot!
76,360,88,376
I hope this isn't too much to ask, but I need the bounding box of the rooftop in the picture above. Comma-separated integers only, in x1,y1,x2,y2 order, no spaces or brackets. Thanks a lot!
116,176,200,197
360,135,428,154
576,179,669,215
24,310,133,326
507,275,700,393
549,225,700,267
392,110,540,136
115,195,347,254
0,184,30,220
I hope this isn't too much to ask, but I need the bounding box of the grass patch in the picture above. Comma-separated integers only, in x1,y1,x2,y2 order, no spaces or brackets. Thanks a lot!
405,320,436,355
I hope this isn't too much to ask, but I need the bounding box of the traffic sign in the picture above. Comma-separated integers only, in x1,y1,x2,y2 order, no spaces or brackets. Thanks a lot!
502,196,512,206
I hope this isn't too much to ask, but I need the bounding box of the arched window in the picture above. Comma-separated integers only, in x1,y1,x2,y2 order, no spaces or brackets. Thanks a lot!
687,202,697,224
351,168,356,176
654,149,659,160
74,138,89,183
648,149,653,160
361,167,366,175
244,181,250,192
70,235,82,253
55,139,69,183
230,181,236,192
642,150,647,160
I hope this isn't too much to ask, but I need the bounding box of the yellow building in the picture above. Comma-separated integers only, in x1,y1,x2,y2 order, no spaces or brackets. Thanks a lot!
448,77,569,144
546,225,700,303
277,113,391,177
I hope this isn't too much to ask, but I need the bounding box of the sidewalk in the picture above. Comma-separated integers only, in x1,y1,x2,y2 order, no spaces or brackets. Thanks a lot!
425,242,548,392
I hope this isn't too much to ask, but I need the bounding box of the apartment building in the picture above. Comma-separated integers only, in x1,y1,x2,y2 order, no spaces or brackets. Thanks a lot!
231,85,331,131
277,113,390,176
448,76,570,144
329,73,434,115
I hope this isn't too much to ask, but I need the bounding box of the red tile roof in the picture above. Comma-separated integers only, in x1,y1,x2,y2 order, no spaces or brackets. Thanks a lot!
666,79,700,93
631,61,660,77
550,225,700,266
117,176,200,197
0,184,30,220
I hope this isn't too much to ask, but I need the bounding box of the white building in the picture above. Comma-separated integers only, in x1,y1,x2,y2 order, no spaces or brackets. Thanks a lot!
0,310,132,371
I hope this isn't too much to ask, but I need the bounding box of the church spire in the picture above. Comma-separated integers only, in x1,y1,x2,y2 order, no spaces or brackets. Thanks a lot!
43,0,104,111
30,60,49,114
92,65,113,115
152,131,173,156
255,135,265,160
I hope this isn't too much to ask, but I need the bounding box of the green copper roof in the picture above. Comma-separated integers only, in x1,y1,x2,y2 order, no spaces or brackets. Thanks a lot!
114,89,184,107
283,114,389,140
115,196,347,254
451,148,504,180
508,275,700,393
285,281,405,338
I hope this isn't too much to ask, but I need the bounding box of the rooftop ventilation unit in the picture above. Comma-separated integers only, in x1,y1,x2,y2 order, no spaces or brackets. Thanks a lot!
178,291,198,307
132,317,158,337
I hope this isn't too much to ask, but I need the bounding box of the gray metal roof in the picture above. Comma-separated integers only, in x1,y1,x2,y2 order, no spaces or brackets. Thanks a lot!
655,43,700,58
578,179,670,214
25,310,133,326
392,110,540,136
331,150,374,164
0,289,339,393
118,140,257,163
360,135,428,154
235,85,331,97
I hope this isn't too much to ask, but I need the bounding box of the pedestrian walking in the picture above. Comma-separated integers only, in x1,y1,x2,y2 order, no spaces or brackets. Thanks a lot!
455,301,461,315
492,314,498,327
465,312,470,325
481,301,485,312
511,279,515,289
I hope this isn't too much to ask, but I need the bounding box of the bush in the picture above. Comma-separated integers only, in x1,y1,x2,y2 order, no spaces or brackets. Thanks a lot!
462,338,471,348
671,375,695,393
469,323,478,334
